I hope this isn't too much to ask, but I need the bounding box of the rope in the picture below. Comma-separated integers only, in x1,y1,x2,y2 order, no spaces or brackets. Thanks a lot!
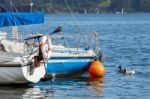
64,0,84,50
9,0,36,42
64,0,96,52
9,0,17,26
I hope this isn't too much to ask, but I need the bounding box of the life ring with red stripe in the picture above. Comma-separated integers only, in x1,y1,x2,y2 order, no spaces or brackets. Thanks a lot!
40,35,52,61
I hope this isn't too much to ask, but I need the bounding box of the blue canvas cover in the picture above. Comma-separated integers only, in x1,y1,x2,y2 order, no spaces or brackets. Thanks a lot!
0,12,44,27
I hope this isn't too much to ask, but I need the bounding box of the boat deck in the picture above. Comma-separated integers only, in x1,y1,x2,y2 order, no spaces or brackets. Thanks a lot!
0,52,26,67
0,51,25,57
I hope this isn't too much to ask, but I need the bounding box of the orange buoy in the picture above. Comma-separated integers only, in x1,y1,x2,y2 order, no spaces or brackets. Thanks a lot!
88,60,105,78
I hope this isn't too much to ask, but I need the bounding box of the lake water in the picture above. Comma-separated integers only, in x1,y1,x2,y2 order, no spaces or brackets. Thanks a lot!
1,13,150,99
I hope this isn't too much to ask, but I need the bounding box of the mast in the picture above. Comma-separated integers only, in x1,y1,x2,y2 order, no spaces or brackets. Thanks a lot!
121,8,124,14
12,26,18,42
30,2,33,12
84,9,87,14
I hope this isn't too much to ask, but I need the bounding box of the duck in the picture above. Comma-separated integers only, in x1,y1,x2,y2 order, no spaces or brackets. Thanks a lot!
118,66,124,73
123,68,135,75
118,66,135,75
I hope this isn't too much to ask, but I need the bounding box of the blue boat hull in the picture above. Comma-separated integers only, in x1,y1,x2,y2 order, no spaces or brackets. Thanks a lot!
47,57,94,74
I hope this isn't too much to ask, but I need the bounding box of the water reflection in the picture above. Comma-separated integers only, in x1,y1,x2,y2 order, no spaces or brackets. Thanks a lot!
0,84,28,99
22,87,55,99
0,84,55,99
23,87,45,99
87,77,104,96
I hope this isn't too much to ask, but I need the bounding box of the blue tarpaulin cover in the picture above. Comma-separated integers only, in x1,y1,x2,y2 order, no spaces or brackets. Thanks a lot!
0,12,44,27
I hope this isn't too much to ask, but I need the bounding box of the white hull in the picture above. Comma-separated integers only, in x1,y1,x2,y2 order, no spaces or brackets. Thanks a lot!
0,67,27,84
0,54,45,84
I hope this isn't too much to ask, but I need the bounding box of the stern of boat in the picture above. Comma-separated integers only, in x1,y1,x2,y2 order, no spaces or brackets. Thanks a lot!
21,56,46,83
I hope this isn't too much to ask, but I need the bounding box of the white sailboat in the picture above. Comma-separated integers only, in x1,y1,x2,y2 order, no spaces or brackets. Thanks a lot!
0,1,46,84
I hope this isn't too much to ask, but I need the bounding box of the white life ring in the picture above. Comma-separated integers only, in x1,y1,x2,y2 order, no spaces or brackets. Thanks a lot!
40,35,52,60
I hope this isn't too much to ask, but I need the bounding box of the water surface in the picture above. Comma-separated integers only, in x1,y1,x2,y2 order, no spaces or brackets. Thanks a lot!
0,13,150,99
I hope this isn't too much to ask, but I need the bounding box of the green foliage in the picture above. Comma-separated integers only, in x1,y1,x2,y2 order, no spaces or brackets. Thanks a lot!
44,0,150,13
109,0,150,12
98,0,111,8
140,0,150,11
4,0,150,13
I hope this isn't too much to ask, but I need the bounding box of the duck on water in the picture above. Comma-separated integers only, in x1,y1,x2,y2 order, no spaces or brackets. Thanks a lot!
118,66,135,75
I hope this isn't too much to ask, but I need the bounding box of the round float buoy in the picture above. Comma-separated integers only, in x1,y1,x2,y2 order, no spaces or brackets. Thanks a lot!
88,60,105,78
34,35,52,67
40,35,52,60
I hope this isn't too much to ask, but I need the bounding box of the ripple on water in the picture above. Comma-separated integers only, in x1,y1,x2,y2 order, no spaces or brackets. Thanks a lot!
0,13,150,99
